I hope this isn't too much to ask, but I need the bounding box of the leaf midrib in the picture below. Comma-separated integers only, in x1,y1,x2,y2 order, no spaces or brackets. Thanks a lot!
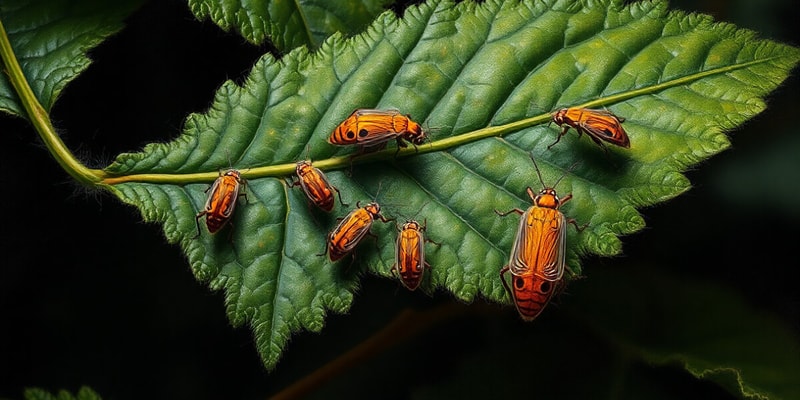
100,57,778,186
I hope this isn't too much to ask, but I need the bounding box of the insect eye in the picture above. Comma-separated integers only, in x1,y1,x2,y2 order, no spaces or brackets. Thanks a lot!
539,281,552,294
358,129,369,138
514,276,525,289
346,130,355,139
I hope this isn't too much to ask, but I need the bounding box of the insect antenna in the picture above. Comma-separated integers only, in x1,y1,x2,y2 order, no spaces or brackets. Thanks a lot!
529,153,580,190
373,181,384,203
224,148,236,171
551,161,580,190
530,155,547,190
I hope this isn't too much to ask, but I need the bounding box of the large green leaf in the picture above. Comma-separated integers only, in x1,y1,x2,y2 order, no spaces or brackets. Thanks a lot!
187,0,393,50
102,0,799,369
0,0,143,117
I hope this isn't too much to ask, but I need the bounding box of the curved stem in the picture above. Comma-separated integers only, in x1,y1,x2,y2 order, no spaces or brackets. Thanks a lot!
0,20,105,186
103,115,554,185
101,55,770,186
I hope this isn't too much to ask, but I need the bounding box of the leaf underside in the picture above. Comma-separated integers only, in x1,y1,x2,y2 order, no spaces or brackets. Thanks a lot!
103,0,799,369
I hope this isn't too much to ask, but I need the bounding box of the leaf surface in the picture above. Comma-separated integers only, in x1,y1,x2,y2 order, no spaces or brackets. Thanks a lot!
103,0,800,368
0,0,143,117
187,0,393,50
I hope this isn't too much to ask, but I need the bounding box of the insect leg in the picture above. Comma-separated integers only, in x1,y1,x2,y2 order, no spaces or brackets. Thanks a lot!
547,126,570,149
362,228,385,256
193,211,206,239
422,221,441,246
316,234,331,257
333,186,349,207
499,265,512,298
566,218,588,232
425,237,442,247
494,208,525,217
376,213,394,223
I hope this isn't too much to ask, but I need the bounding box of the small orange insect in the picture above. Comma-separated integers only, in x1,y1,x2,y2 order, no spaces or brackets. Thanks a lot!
291,160,347,212
495,157,584,321
195,169,247,237
322,201,393,262
549,107,630,149
391,220,431,291
328,109,427,150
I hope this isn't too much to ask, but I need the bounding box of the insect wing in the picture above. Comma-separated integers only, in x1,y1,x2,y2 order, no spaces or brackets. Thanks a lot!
201,176,223,214
297,162,336,211
552,108,630,149
328,207,374,261
502,269,557,321
507,206,566,281
394,222,426,290
579,109,630,148
329,109,402,146
203,170,242,233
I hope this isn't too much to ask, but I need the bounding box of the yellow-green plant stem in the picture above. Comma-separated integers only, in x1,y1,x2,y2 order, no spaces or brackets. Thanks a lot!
0,20,105,186
101,57,771,186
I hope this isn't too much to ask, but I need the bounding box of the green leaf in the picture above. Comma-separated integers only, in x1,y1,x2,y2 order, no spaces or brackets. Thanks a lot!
187,0,393,51
102,0,799,369
24,387,102,400
0,0,143,118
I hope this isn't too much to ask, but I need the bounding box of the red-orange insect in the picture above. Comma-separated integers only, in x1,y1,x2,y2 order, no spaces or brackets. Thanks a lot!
391,220,430,291
495,158,584,321
328,109,427,150
291,160,347,212
195,169,247,236
322,201,393,261
550,107,630,149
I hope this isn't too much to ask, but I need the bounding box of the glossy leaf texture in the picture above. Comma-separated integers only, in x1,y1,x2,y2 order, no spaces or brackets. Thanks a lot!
103,0,799,369
187,0,393,51
0,0,143,117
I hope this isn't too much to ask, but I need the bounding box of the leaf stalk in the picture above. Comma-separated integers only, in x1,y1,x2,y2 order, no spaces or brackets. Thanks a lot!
0,19,106,186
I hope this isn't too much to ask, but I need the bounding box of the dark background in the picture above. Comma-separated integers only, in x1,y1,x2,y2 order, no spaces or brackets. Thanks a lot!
1,0,798,399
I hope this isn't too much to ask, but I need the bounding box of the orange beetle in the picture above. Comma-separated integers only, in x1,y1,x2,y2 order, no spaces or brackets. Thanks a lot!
322,201,393,262
549,107,630,149
391,220,430,291
328,109,427,150
291,160,347,212
495,158,584,321
195,169,247,236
